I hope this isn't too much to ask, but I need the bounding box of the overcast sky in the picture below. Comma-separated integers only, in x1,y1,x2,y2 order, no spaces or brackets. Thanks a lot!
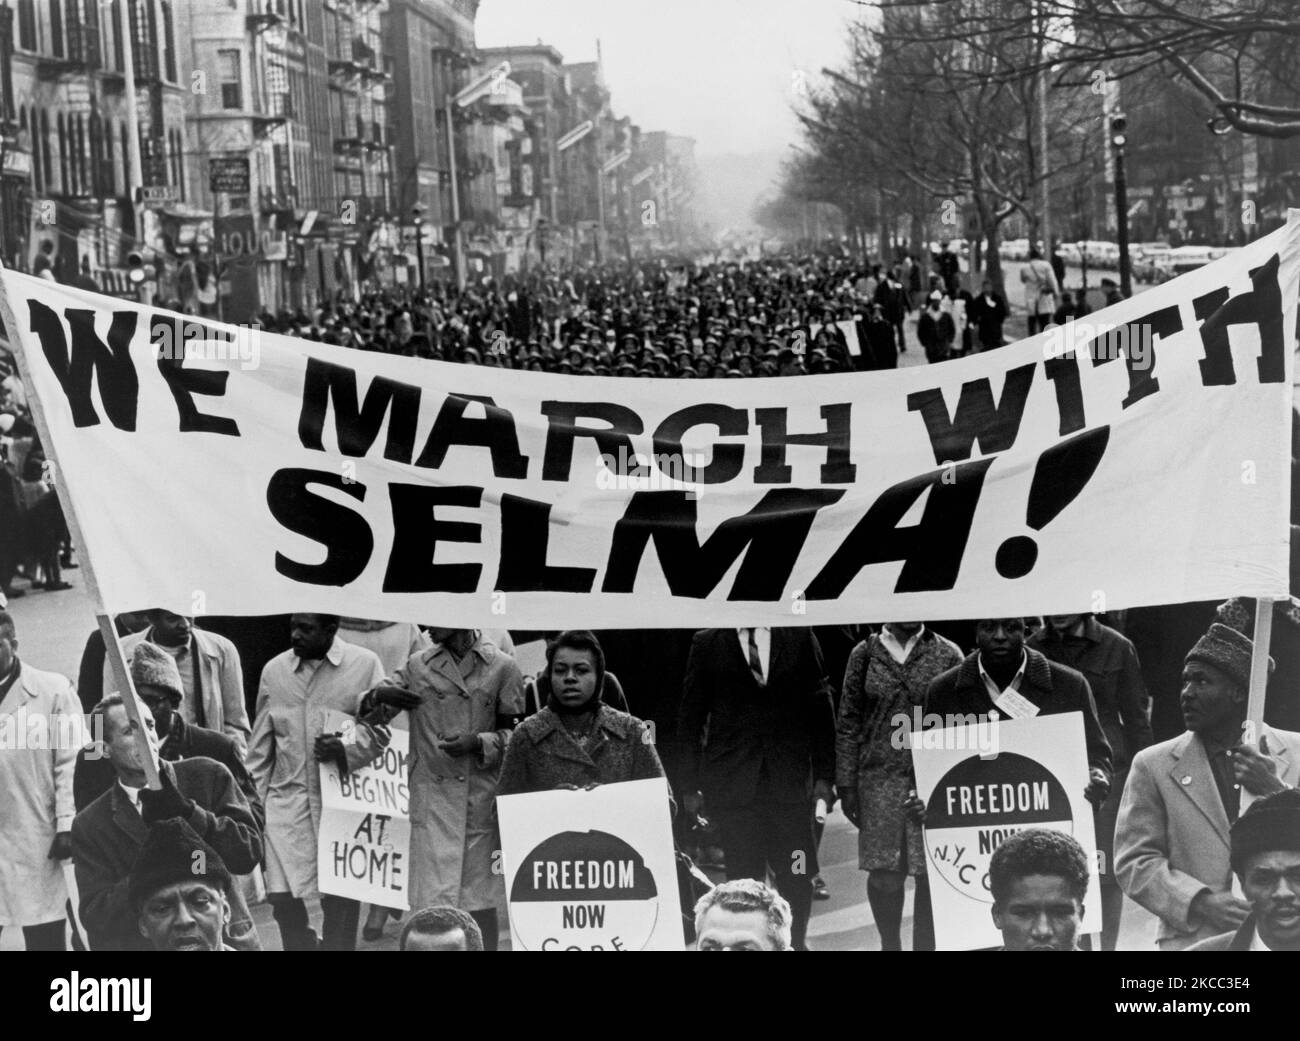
475,0,860,157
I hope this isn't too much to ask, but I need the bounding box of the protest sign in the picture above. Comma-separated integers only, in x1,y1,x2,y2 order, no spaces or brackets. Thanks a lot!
497,778,683,950
911,712,1101,950
1,211,1296,628
317,718,410,909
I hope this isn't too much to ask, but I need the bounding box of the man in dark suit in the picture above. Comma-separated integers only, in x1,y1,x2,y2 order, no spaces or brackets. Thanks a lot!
925,617,1113,805
74,641,262,826
72,695,263,951
678,626,835,950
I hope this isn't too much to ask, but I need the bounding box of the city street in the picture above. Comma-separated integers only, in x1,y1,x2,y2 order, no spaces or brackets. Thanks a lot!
3,0,1296,971
1,570,1161,952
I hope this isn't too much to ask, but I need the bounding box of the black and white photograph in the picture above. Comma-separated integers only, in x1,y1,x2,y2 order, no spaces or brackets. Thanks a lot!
0,0,1297,1014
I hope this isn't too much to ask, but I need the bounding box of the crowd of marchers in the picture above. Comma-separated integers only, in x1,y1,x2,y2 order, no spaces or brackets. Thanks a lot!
1,600,1298,953
1,248,1298,952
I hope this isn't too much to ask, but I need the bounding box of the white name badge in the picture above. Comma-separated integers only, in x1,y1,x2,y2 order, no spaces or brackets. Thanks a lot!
992,689,1040,719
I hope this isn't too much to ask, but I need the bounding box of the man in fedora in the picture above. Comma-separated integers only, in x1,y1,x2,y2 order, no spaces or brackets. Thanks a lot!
1115,623,1300,949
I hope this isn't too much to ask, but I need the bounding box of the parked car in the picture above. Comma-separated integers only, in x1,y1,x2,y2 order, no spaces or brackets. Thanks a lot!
1153,245,1215,283
1131,242,1171,283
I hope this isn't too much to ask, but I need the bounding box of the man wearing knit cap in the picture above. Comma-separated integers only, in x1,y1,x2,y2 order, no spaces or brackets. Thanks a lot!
74,642,261,822
129,818,234,951
1187,788,1300,950
1115,623,1300,949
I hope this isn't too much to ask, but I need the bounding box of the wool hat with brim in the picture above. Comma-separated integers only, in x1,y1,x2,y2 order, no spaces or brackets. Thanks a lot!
1230,787,1300,874
128,817,232,911
1185,622,1273,690
131,641,184,703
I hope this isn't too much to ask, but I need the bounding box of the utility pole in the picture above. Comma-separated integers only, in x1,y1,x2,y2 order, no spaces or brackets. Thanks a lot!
1036,1,1052,261
1111,113,1132,298
118,0,145,286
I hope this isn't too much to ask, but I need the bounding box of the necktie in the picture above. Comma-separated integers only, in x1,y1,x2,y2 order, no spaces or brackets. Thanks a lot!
747,628,765,687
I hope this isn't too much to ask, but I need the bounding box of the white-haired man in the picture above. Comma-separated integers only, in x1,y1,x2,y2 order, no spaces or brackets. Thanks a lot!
693,878,792,952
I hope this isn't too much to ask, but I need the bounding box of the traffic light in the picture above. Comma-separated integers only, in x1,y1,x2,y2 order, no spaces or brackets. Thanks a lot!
1110,113,1127,148
126,250,157,285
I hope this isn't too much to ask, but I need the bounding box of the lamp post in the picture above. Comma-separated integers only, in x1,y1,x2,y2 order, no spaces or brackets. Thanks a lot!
1111,112,1132,298
411,201,426,290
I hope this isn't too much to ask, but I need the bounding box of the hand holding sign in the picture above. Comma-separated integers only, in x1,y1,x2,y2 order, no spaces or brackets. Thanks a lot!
315,734,348,774
1231,735,1286,796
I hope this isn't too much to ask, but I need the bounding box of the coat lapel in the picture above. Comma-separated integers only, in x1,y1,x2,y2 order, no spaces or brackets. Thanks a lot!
430,653,470,695
110,784,150,846
1168,732,1230,846
0,664,34,720
533,710,597,767
1263,726,1295,785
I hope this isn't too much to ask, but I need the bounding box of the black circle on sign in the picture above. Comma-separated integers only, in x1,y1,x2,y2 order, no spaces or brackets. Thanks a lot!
996,535,1037,579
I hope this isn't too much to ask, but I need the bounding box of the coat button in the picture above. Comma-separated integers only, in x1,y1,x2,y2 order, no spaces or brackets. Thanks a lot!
457,774,465,782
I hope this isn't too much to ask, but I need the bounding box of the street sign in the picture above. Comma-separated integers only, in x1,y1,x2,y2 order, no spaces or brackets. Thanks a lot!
556,121,594,152
630,166,654,186
209,157,251,194
455,61,512,107
601,149,631,174
138,185,178,207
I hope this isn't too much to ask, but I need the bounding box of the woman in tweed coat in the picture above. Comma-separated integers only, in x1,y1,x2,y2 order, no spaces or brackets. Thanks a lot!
498,631,669,799
835,622,963,950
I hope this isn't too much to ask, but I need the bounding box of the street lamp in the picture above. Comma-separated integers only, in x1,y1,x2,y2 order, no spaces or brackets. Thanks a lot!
411,201,426,290
1110,113,1132,298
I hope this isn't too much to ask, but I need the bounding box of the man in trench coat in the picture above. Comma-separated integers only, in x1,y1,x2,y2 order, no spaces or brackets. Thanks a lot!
0,610,81,950
247,614,388,951
362,628,525,951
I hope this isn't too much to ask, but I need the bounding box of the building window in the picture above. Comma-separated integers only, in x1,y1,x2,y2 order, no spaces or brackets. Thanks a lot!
41,110,53,193
49,0,64,59
73,113,86,194
110,0,123,70
169,127,184,200
218,49,242,109
160,2,176,82
57,112,68,193
17,0,36,50
104,120,116,195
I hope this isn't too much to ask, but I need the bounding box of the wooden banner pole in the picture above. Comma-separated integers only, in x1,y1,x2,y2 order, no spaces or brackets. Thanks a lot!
0,259,161,788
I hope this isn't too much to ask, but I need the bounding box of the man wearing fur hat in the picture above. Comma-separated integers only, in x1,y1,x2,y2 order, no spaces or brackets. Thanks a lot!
1115,623,1300,949
74,642,261,822
129,818,235,952
1188,788,1300,951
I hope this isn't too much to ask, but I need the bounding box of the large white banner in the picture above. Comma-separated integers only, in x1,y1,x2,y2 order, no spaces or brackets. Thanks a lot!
1,212,1297,627
497,778,683,951
911,713,1101,950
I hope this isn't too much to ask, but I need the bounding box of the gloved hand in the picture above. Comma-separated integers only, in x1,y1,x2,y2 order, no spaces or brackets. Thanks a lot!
48,832,73,861
315,734,350,775
139,769,196,825
1084,768,1111,810
437,732,480,758
367,685,422,712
